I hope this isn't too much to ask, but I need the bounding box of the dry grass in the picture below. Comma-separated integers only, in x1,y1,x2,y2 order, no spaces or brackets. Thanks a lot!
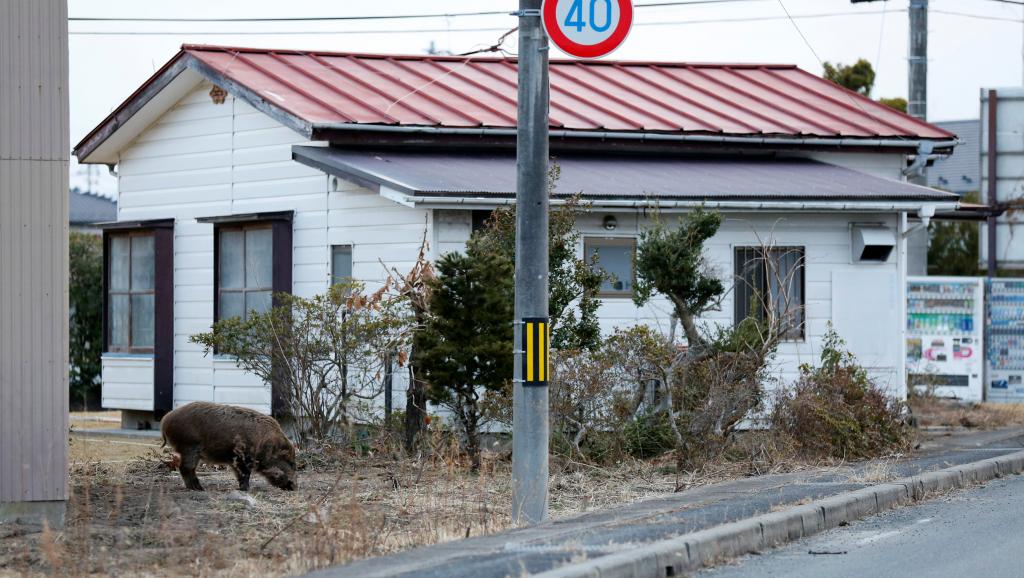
68,411,122,431
3,431,813,578
909,396,1024,430
0,421,929,577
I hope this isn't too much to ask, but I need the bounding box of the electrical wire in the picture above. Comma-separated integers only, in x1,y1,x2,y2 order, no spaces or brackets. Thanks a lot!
68,9,901,36
773,0,907,140
932,8,1023,22
67,0,771,23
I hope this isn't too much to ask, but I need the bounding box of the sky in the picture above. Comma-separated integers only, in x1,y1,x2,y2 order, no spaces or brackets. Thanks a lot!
68,0,1024,197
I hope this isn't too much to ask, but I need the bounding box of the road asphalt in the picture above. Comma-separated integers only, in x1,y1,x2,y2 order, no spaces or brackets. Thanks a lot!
700,471,1024,578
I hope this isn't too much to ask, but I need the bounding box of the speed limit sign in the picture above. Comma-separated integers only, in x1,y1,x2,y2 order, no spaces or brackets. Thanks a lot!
542,0,634,59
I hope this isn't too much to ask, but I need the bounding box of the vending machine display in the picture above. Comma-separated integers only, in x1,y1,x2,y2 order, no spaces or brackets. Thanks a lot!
987,279,1024,402
906,277,986,401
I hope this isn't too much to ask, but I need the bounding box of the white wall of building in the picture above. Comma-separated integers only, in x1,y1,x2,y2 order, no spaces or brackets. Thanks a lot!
432,208,906,398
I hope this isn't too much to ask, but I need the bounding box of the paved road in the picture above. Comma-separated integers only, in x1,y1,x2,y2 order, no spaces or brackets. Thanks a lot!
701,472,1024,578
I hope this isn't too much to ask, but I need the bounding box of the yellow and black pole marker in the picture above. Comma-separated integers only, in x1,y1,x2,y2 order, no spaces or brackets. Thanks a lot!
521,317,550,385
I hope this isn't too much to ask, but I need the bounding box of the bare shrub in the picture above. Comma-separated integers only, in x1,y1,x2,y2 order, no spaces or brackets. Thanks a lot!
772,326,911,459
191,281,413,443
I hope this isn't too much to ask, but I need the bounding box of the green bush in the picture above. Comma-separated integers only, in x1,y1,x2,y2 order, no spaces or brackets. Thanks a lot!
623,411,675,459
771,326,911,460
69,232,103,409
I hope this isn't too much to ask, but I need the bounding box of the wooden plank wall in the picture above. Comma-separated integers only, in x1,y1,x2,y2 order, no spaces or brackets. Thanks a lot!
0,0,70,504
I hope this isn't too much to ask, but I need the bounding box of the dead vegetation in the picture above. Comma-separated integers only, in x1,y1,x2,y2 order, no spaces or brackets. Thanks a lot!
909,395,1024,430
0,425,851,578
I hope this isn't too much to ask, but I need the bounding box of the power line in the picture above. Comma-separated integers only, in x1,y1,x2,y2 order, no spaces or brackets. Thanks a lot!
978,0,1024,6
67,0,770,23
931,8,1023,22
68,9,901,36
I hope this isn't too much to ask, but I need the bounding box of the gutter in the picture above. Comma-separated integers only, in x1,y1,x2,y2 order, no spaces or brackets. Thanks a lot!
315,123,961,152
383,189,959,213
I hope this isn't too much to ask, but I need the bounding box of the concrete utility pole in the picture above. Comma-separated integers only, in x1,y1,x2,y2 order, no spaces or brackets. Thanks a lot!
512,0,551,525
908,0,928,121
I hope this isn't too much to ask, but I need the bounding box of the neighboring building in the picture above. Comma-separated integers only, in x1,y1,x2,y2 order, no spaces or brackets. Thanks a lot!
0,0,70,524
69,188,117,234
73,45,961,425
981,88,1024,271
928,119,981,196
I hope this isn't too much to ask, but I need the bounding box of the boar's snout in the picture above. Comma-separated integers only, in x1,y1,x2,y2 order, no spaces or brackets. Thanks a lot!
261,458,298,491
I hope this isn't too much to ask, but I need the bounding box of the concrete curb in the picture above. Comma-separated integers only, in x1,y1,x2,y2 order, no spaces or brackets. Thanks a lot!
533,450,1024,578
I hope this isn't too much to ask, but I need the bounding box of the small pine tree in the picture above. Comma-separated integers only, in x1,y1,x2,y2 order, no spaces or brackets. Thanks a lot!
415,245,514,470
633,207,724,350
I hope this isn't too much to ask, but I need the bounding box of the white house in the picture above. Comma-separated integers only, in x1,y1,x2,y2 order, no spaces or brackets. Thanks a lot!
74,45,962,426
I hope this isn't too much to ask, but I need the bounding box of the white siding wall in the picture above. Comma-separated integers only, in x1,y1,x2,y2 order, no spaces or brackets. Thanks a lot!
802,151,905,179
110,82,330,413
328,179,433,410
101,356,154,410
432,208,906,398
328,180,432,290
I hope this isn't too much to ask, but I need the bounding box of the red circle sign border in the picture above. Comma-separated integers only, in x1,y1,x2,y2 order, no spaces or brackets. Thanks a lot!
542,0,634,59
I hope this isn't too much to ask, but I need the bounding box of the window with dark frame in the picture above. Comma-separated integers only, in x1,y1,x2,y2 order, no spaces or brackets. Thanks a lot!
585,237,636,297
734,246,805,340
217,225,274,322
331,245,353,285
107,232,156,353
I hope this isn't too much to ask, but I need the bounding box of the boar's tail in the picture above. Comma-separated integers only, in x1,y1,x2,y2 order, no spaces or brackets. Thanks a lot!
160,433,167,448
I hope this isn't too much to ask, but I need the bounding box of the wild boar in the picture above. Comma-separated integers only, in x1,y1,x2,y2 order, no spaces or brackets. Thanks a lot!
160,401,297,492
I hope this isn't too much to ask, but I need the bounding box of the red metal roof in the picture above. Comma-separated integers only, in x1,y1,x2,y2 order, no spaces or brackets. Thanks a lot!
183,44,952,139
74,44,957,162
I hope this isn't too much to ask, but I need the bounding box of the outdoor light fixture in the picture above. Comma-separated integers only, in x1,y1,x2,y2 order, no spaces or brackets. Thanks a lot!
603,215,618,230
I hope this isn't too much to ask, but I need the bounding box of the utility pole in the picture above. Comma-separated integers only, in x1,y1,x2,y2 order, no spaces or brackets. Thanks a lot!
908,0,928,121
854,0,928,182
512,0,550,525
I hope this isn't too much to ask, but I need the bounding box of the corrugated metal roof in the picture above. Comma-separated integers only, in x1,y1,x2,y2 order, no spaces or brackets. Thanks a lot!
75,44,957,161
186,44,950,138
69,188,116,225
293,147,957,203
928,119,980,194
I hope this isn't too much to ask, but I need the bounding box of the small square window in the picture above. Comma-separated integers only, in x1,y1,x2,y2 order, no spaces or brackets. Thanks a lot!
331,245,353,285
585,238,636,297
734,246,805,340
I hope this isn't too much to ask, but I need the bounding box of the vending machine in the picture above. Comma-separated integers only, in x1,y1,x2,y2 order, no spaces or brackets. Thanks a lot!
987,279,1024,402
906,276,986,401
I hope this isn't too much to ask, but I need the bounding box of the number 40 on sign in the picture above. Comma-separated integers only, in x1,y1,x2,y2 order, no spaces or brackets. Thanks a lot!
542,0,634,59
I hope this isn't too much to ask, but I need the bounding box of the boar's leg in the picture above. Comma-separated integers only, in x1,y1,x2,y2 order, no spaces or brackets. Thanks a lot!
231,460,253,492
178,446,204,491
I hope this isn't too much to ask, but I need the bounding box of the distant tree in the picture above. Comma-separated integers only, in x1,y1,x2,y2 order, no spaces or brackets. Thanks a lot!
69,232,104,409
823,59,876,96
822,59,908,112
878,97,908,113
415,244,514,470
929,192,981,276
471,166,605,351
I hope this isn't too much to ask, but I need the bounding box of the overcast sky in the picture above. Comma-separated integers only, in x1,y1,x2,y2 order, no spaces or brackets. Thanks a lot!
68,0,1024,196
